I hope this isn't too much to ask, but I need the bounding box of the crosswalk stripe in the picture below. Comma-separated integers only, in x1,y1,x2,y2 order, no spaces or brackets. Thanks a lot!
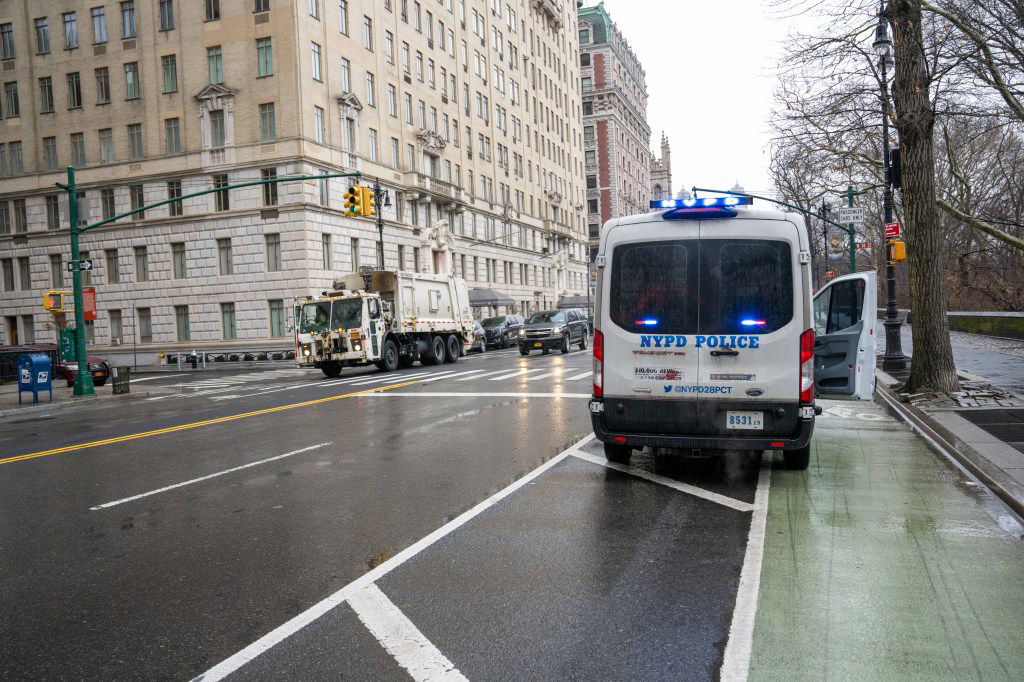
526,369,563,381
566,370,593,381
348,371,431,386
420,369,481,383
489,368,547,381
457,368,517,381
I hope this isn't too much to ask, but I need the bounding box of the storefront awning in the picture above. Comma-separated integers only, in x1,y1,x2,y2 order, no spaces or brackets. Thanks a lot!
468,288,515,307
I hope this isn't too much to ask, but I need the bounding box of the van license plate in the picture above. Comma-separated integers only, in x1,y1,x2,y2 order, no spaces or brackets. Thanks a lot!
726,411,763,429
533,342,542,347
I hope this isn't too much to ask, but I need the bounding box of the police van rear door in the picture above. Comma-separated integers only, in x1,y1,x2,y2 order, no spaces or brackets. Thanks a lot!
601,221,701,400
812,270,877,399
696,220,804,406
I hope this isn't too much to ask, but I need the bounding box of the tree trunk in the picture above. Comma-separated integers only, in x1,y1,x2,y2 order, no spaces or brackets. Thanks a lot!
889,0,960,393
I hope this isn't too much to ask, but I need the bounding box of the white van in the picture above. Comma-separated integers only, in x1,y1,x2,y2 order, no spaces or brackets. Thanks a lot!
589,197,876,470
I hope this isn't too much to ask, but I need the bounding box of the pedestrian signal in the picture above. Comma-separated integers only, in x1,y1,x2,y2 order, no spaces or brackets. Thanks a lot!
887,239,907,264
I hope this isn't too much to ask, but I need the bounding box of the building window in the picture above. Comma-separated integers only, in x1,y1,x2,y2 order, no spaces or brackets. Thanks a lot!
586,174,597,189
309,0,320,19
385,31,394,63
205,0,221,22
168,180,183,216
51,254,64,288
588,198,598,213
340,58,351,92
579,28,590,44
214,174,229,211
42,137,58,171
363,16,373,50
64,13,79,49
585,149,596,165
39,77,54,113
387,83,397,116
207,46,223,84
99,128,114,164
582,101,593,116
218,238,232,275
18,257,31,290
210,109,226,147
91,7,107,44
390,137,399,168
350,238,360,269
109,309,123,342
269,299,285,337
584,125,595,141
45,195,60,230
124,62,140,99
106,249,120,283
581,77,592,91
318,169,328,206
138,307,152,342
256,37,273,77
322,233,331,269
339,0,349,34
165,117,181,154
162,55,178,93
159,0,175,31
365,72,376,106
311,42,322,81
221,302,237,339
265,233,282,271
121,2,136,39
368,128,378,162
313,106,325,144
95,67,110,104
4,82,19,118
172,242,186,278
255,0,270,12
101,187,116,220
70,133,86,167
66,72,82,109
580,53,590,66
132,246,148,281
128,123,143,160
0,23,13,60
175,305,190,341
130,184,144,219
1,259,13,291
259,103,276,141
262,168,278,205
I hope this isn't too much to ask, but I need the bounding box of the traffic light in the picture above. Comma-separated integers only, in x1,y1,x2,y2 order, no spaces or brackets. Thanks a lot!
360,185,377,217
887,239,907,264
343,186,363,215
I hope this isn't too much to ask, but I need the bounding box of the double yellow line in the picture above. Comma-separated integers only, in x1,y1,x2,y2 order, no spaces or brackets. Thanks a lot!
0,378,423,466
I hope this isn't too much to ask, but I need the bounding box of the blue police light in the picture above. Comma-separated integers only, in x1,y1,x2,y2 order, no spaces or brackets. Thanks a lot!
741,319,767,327
652,195,753,220
634,318,659,326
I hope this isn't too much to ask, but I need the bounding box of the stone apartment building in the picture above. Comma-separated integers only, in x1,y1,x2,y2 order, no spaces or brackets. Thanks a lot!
0,0,589,361
577,0,650,260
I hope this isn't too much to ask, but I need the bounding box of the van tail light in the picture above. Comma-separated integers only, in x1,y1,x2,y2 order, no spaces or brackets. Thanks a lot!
593,329,604,398
800,328,814,404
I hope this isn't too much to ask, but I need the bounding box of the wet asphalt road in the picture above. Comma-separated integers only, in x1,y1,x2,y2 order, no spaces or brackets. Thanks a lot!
0,345,762,680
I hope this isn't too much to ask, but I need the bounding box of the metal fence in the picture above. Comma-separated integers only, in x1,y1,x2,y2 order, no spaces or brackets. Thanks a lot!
0,347,60,385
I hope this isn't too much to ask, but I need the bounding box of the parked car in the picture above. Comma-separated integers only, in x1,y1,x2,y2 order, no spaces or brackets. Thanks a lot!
481,314,524,349
517,309,588,355
20,344,111,387
468,321,487,353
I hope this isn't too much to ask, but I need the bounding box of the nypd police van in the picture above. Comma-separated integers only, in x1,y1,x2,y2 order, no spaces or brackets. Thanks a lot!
589,196,876,470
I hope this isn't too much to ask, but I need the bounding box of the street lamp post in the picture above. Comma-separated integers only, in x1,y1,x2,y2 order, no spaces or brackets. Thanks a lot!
874,4,908,371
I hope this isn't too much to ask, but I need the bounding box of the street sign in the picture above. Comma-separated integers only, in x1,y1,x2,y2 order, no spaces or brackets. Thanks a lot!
65,259,94,272
825,270,836,280
838,207,866,225
885,222,901,238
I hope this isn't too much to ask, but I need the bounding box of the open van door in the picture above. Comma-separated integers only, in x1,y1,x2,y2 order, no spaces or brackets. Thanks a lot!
812,271,877,399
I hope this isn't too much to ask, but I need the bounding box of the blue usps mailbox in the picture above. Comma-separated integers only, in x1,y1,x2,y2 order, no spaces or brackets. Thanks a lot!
18,353,53,404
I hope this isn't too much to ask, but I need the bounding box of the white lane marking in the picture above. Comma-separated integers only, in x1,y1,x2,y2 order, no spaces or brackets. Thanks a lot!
571,451,756,512
348,584,467,681
456,368,520,381
419,369,478,383
89,443,331,511
489,367,548,381
348,372,431,386
130,375,181,383
720,453,772,682
360,392,591,398
526,369,564,381
193,435,594,682
566,370,593,381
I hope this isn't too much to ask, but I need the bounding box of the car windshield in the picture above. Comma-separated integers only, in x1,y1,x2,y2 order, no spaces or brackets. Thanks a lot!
481,316,505,328
330,299,362,330
528,311,565,324
298,303,332,333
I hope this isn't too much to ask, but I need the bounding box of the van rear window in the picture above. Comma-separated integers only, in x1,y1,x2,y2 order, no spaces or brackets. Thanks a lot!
608,238,793,335
609,241,697,334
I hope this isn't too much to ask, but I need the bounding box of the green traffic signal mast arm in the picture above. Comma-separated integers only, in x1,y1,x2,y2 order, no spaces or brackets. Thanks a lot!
58,170,364,233
690,186,856,237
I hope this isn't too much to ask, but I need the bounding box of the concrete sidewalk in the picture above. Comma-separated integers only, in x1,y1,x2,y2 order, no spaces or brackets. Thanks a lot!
0,382,151,419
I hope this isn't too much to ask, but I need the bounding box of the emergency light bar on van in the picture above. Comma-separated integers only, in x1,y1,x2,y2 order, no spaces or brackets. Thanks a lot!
651,195,754,220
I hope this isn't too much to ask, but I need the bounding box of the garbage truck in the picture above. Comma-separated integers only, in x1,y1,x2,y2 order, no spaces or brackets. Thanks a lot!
294,269,475,377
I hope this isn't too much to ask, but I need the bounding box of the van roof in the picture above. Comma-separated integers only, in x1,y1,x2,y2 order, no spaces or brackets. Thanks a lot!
604,205,797,230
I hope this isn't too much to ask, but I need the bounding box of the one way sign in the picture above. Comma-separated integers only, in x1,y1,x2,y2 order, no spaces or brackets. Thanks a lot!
66,259,94,272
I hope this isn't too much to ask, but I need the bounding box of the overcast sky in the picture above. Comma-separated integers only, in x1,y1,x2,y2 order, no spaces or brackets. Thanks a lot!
587,0,791,196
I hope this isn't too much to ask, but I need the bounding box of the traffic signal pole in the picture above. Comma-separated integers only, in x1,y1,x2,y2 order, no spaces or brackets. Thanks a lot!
847,184,857,274
374,177,385,267
62,166,95,396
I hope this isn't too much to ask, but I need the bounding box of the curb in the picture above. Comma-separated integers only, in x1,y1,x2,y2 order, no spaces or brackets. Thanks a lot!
874,380,1024,519
0,391,153,420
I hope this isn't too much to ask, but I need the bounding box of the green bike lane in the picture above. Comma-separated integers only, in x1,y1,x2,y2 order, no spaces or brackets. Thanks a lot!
751,400,1024,680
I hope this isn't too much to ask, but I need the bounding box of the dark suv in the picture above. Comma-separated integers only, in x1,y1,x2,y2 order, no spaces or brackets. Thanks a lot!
518,309,589,355
480,314,524,349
